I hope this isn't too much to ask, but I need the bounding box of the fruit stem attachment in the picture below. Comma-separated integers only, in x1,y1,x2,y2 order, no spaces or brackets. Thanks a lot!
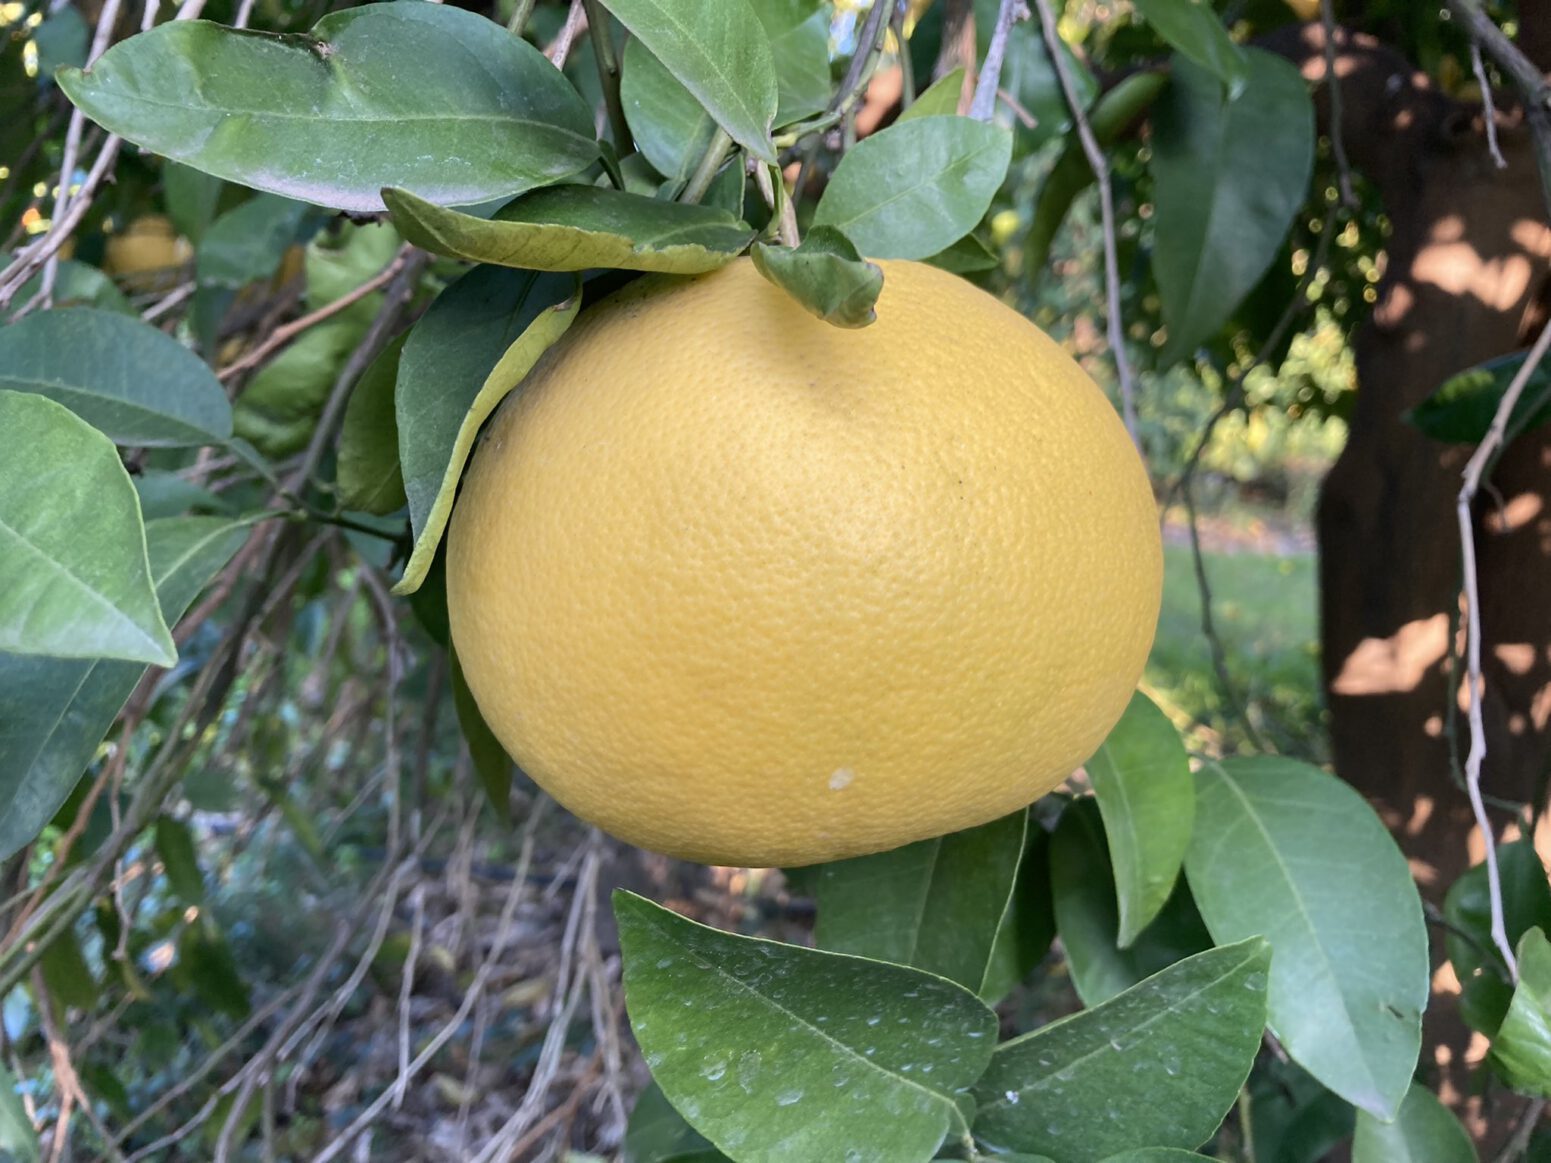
680,127,733,205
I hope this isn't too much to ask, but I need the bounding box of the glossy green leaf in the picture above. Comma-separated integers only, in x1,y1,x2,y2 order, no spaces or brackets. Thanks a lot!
760,4,830,125
1445,841,1551,981
154,815,205,906
814,807,1027,996
1185,757,1427,1120
58,4,598,212
0,390,173,665
813,116,1012,259
1150,50,1312,365
1087,691,1194,946
1352,1081,1476,1163
624,1082,724,1163
0,517,251,861
616,891,997,1163
134,472,230,520
384,185,754,274
1408,353,1551,445
450,648,512,822
972,938,1270,1160
195,194,317,291
1248,1057,1355,1163
337,334,408,516
0,307,232,447
621,38,718,186
0,1060,39,1163
393,268,581,596
751,228,883,329
1100,1153,1213,1162
1492,928,1551,1096
1050,798,1212,1005
979,821,1057,1003
1134,0,1248,96
163,162,225,246
899,68,966,122
600,0,779,162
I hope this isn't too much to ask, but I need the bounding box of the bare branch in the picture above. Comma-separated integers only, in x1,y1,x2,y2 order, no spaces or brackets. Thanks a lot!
1318,0,1358,206
1471,42,1509,169
1030,0,1140,448
969,0,1029,123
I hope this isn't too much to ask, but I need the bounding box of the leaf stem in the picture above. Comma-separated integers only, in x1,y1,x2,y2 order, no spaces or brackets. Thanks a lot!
506,0,536,36
680,127,733,205
582,0,633,152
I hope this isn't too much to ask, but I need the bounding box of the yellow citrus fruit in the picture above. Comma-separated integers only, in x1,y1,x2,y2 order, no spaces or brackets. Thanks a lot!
103,215,191,284
447,258,1161,867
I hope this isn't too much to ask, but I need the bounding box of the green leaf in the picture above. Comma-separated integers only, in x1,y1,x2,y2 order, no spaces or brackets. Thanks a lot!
1050,798,1212,1005
1087,691,1194,946
196,194,317,291
616,891,997,1163
134,472,230,520
450,648,512,821
621,38,718,186
1100,1153,1213,1162
624,1082,724,1163
33,5,89,75
38,927,97,1011
814,808,1028,997
972,938,1270,1160
0,517,250,861
163,162,225,246
899,68,966,123
813,116,1012,260
1407,353,1551,445
0,1060,39,1163
1133,0,1248,96
177,921,250,1018
233,221,399,457
154,815,205,906
1492,928,1551,1096
1248,1057,1355,1163
6,260,135,316
337,333,408,516
393,268,581,596
58,4,598,212
384,185,754,274
1352,1081,1477,1163
924,232,999,275
600,0,779,163
1150,50,1313,365
0,390,173,665
1025,71,1168,277
979,821,1057,1004
1445,841,1551,982
758,3,830,125
751,228,883,329
0,307,232,447
1184,757,1427,1120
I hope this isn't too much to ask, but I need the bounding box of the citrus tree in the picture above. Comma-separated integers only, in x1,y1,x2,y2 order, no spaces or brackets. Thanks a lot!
0,0,1547,1160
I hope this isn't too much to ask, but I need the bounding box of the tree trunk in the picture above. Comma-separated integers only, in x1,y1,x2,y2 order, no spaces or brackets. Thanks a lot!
1277,20,1551,1139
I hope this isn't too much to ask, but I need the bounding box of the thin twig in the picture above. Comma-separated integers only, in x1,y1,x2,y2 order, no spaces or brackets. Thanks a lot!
1032,0,1139,447
1318,0,1357,208
583,0,632,150
969,0,1027,122
1456,319,1551,981
1471,42,1509,169
546,0,587,70
1446,0,1551,220
680,128,733,205
216,252,408,382
507,0,537,36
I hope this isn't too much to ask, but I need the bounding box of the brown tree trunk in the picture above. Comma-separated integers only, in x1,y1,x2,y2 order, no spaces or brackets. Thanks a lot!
1277,20,1551,1139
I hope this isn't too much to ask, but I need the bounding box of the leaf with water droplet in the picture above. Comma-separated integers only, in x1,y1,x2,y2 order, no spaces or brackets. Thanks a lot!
972,938,1269,1159
616,891,997,1163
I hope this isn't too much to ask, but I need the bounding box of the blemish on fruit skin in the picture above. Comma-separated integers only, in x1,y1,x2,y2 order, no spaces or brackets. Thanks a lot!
828,768,855,790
